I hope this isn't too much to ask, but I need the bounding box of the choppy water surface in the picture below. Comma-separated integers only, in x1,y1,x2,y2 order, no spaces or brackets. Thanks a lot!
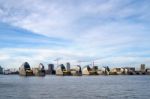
0,75,150,99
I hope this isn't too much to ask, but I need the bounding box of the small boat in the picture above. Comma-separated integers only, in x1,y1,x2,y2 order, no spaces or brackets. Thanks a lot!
19,62,33,76
70,65,82,76
56,64,71,76
33,63,46,76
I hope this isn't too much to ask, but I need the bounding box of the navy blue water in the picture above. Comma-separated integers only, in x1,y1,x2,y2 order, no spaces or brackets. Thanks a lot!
0,75,150,99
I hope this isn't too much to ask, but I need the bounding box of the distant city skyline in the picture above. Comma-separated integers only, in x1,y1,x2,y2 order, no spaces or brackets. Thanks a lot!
0,0,150,68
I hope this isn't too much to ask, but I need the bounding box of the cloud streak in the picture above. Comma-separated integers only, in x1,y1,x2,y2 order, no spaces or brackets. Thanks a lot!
0,0,150,68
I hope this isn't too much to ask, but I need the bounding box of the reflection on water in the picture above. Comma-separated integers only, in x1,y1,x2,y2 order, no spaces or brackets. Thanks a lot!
0,75,150,99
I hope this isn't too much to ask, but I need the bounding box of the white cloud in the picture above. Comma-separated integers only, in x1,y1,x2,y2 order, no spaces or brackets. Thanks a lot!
1,0,149,39
0,0,150,68
0,53,10,60
0,46,150,68
0,48,94,68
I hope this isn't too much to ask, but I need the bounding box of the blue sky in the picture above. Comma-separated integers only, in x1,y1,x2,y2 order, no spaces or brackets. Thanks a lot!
0,0,150,68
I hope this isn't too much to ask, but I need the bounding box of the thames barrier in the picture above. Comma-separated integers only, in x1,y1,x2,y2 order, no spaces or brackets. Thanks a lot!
1,62,150,76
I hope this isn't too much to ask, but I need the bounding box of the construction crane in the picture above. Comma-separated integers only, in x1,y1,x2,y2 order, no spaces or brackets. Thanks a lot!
77,58,100,67
91,58,100,67
54,57,61,67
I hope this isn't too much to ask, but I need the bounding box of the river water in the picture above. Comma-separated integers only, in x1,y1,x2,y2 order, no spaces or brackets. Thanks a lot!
0,75,149,99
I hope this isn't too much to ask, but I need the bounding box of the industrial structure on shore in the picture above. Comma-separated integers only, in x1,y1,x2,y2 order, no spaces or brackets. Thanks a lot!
0,66,3,74
56,63,82,76
19,62,33,76
18,62,150,76
1,62,150,76
32,63,46,76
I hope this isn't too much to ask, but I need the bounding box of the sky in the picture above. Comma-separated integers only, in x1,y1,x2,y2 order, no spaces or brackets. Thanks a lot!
0,0,150,69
